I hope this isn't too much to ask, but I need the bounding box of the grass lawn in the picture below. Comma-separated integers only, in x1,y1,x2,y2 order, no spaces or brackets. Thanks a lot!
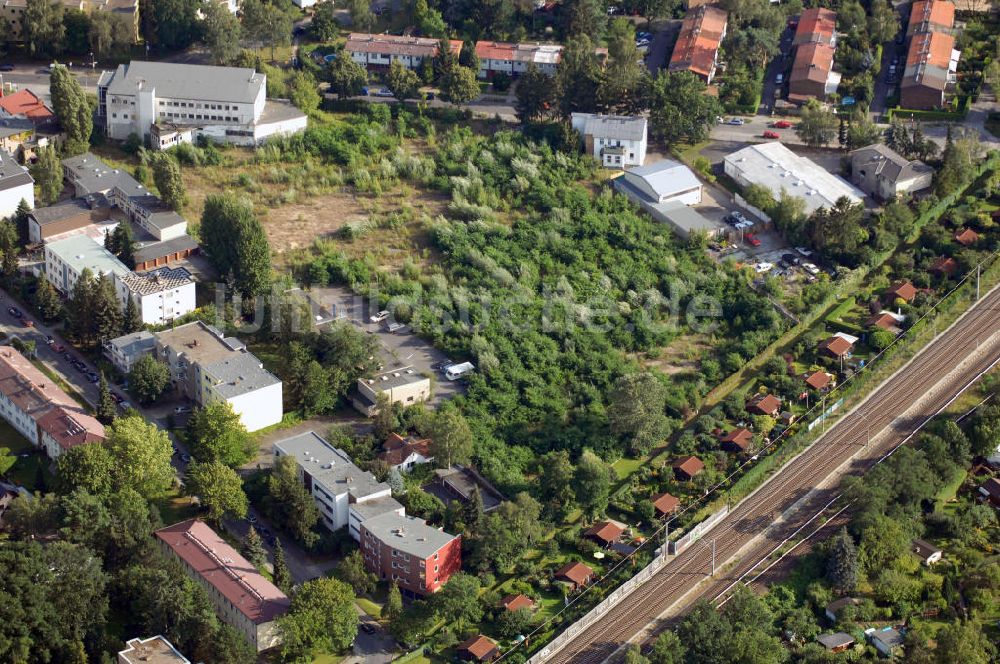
612,457,644,480
311,653,345,664
356,597,383,619
0,420,54,491
154,484,199,525
934,467,966,510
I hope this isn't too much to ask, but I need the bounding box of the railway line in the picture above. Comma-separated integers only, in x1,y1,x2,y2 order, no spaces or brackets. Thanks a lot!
544,283,1000,664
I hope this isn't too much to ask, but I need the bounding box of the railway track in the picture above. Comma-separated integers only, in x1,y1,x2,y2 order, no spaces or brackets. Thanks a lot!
544,284,1000,664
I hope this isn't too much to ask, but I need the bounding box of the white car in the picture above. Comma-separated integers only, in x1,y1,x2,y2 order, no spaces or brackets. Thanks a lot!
802,262,820,275
795,246,814,257
727,117,745,125
754,262,775,273
370,310,390,323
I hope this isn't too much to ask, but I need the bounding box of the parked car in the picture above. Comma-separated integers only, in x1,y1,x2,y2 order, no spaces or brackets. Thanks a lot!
781,253,800,265
762,130,781,139
86,373,100,383
174,405,192,414
745,234,762,247
802,262,820,275
0,64,14,72
775,73,784,85
7,306,21,317
754,262,774,273
246,513,258,524
370,310,390,323
727,117,745,125
51,344,65,353
772,120,792,129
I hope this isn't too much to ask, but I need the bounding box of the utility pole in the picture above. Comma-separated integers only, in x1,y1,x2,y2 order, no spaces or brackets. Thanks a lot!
977,263,981,301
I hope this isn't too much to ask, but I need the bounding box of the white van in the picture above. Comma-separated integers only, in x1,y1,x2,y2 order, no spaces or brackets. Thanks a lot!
444,362,475,381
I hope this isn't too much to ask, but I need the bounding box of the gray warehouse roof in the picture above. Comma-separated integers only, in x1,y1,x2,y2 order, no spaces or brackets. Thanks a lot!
103,61,266,105
202,352,280,398
362,368,429,391
360,512,459,559
62,152,133,196
273,431,390,501
28,198,97,226
623,159,701,201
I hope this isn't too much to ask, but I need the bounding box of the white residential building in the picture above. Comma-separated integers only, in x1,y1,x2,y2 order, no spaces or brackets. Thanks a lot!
352,368,431,416
154,321,282,432
345,33,463,71
0,148,34,217
273,431,405,540
114,266,197,326
103,330,156,374
724,142,864,217
118,636,191,664
44,234,130,295
570,113,647,168
618,159,703,206
97,61,307,146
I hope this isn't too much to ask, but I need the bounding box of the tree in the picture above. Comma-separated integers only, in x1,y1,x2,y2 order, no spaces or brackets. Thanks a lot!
328,54,368,98
0,447,15,476
268,455,321,545
122,294,143,333
539,450,576,518
93,272,123,342
413,0,447,37
186,460,249,525
149,152,186,211
555,34,603,117
49,63,92,155
96,372,117,425
66,268,97,345
497,606,534,638
624,644,650,664
273,538,293,594
630,0,678,30
88,11,132,60
649,631,685,664
572,449,611,520
106,414,175,498
608,372,670,454
428,402,473,468
128,354,171,404
431,572,482,626
312,1,339,41
470,491,541,571
562,0,607,39
825,528,858,592
646,70,721,145
200,193,272,300
867,0,897,45
933,620,996,664
31,144,62,205
200,0,241,64
804,196,866,265
858,515,910,576
241,0,293,60
243,526,268,570
288,70,321,113
795,99,838,147
57,443,115,495
600,18,647,114
33,275,62,322
515,64,551,123
387,60,421,102
846,109,882,149
278,577,358,662
107,221,137,269
23,0,65,58
148,0,200,51
186,401,255,467
440,65,481,104
385,583,403,623
335,550,377,595
346,0,376,32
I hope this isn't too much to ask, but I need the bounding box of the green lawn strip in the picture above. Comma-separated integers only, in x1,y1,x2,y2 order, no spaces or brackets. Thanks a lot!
29,359,91,410
356,597,383,619
933,466,967,510
153,485,200,525
0,420,54,491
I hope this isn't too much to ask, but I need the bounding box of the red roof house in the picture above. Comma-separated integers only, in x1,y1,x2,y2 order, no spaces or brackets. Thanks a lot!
720,427,753,453
866,312,902,331
499,594,536,612
673,455,705,481
0,89,56,125
805,371,832,391
379,432,433,471
458,635,500,662
884,280,917,304
818,335,854,359
652,492,680,516
954,228,979,246
793,8,837,46
929,256,958,277
585,520,626,546
746,393,781,416
555,561,594,590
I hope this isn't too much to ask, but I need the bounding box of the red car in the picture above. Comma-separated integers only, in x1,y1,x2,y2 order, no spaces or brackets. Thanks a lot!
744,234,762,247
772,120,792,129
762,130,781,139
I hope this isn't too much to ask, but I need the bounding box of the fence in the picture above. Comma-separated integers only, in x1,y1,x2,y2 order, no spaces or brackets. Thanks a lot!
668,505,730,555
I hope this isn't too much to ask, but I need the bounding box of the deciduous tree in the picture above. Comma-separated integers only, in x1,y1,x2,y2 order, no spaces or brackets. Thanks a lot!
608,372,671,454
50,63,92,155
278,577,358,662
387,60,421,102
31,144,62,205
186,460,249,525
328,54,368,98
186,401,255,467
106,414,175,498
128,354,171,404
646,70,721,145
795,99,838,147
23,0,66,58
428,402,473,468
200,0,241,64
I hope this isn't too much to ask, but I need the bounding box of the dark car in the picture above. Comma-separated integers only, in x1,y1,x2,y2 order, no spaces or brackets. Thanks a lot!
7,306,21,317
0,64,14,72
781,253,799,265
360,622,376,634
86,373,100,383
63,352,74,361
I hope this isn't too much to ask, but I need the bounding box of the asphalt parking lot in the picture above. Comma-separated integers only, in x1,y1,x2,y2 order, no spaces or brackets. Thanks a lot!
308,286,467,405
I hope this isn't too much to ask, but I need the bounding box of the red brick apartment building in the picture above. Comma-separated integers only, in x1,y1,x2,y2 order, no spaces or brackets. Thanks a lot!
360,512,462,597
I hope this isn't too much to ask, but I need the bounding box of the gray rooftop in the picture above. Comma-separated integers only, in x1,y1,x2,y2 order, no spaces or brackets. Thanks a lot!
273,431,390,501
351,495,404,522
28,198,97,226
133,234,199,264
103,61,266,105
817,633,854,650
46,234,129,278
360,512,459,559
0,148,32,192
850,143,933,184
62,152,135,196
871,628,904,648
571,113,647,141
624,159,702,200
260,99,308,125
0,117,36,139
202,352,281,398
118,266,193,296
106,330,155,356
362,368,429,392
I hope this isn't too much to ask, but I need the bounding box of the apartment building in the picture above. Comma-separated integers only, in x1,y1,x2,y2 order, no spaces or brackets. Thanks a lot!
906,0,955,37
901,8,960,111
668,5,728,84
0,148,33,217
98,61,307,146
360,512,462,597
155,519,290,652
352,368,431,416
103,330,155,374
346,33,463,71
117,636,190,664
154,321,282,432
474,41,609,79
570,113,647,168
273,431,404,540
0,346,104,459
113,266,196,326
44,234,130,294
2,0,139,43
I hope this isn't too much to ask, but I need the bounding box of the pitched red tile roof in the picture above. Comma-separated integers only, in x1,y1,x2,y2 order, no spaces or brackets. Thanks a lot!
500,594,536,612
819,336,853,358
458,635,499,661
885,281,917,302
555,561,594,585
790,42,835,85
652,492,680,515
793,8,837,45
908,0,955,32
669,6,728,79
585,520,626,544
905,30,956,70
866,312,900,330
929,256,958,275
673,455,705,478
720,427,753,451
747,393,781,416
0,89,55,124
155,519,290,625
35,405,105,452
805,371,831,390
953,228,979,246
379,432,432,466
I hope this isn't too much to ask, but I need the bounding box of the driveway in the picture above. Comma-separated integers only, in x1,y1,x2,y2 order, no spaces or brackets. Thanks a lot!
223,506,338,585
645,19,680,73
758,25,795,114
345,611,397,664
870,32,906,118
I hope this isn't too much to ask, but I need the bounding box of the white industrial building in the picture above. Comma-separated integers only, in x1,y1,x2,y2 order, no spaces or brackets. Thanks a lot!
113,266,196,326
273,431,404,540
613,160,724,239
153,321,282,432
0,148,33,217
724,142,864,217
570,113,647,168
97,61,307,146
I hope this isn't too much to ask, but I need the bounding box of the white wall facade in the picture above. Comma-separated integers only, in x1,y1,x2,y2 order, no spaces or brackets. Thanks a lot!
0,391,39,444
210,381,283,432
0,181,33,219
113,277,196,326
106,85,266,142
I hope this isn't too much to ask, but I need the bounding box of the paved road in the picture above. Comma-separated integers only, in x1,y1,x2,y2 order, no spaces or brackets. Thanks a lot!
644,19,679,74
758,26,795,115
539,281,1000,664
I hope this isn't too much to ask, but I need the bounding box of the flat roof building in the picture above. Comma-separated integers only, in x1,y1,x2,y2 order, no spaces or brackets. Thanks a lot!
114,266,197,326
103,330,156,374
155,519,289,651
360,512,462,597
724,142,863,217
353,368,430,416
44,234,130,294
117,636,191,664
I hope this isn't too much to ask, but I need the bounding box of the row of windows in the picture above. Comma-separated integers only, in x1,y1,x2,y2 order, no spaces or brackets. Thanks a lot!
159,100,242,111
160,112,238,122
